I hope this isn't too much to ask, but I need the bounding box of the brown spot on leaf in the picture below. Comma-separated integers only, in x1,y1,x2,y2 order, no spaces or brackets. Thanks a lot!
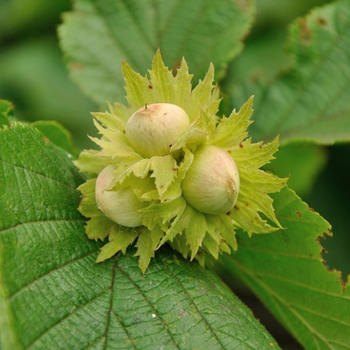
298,18,313,46
239,143,243,148
173,254,180,265
148,85,153,89
237,0,252,12
69,62,85,71
296,211,302,218
317,17,328,26
42,135,49,144
249,73,261,85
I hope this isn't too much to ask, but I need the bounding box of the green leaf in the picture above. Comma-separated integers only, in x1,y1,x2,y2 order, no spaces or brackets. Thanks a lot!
211,95,253,148
0,123,90,348
231,0,350,144
0,123,84,231
224,186,350,349
0,122,279,349
134,225,163,273
96,226,139,263
58,0,255,105
31,120,80,158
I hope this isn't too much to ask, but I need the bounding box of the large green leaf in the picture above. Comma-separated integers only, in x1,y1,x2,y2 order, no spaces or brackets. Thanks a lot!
58,0,255,105
224,186,350,349
231,0,350,144
0,122,279,349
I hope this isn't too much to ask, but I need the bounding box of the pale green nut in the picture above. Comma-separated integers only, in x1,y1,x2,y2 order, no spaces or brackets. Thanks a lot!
125,103,191,158
181,145,240,215
95,165,147,227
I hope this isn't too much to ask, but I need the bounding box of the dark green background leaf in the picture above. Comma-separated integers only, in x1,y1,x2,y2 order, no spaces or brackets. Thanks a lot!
265,142,328,197
0,123,279,349
231,0,350,144
58,0,255,106
0,37,98,149
303,143,350,278
0,0,70,42
224,186,350,349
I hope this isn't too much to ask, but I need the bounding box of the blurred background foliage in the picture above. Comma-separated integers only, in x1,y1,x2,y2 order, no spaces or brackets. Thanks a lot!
0,0,98,148
1,0,349,348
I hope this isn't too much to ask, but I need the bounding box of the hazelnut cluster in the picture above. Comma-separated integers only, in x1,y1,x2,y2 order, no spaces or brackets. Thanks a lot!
75,51,286,272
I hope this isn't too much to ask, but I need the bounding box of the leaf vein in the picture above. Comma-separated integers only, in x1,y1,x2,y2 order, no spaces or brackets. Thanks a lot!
237,244,324,262
0,157,79,191
158,255,227,349
194,265,276,344
0,218,85,235
232,258,350,348
92,1,150,71
26,288,111,349
292,303,350,327
120,0,156,50
257,9,350,142
102,254,130,349
244,267,349,299
111,310,137,349
7,249,99,300
116,261,180,349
